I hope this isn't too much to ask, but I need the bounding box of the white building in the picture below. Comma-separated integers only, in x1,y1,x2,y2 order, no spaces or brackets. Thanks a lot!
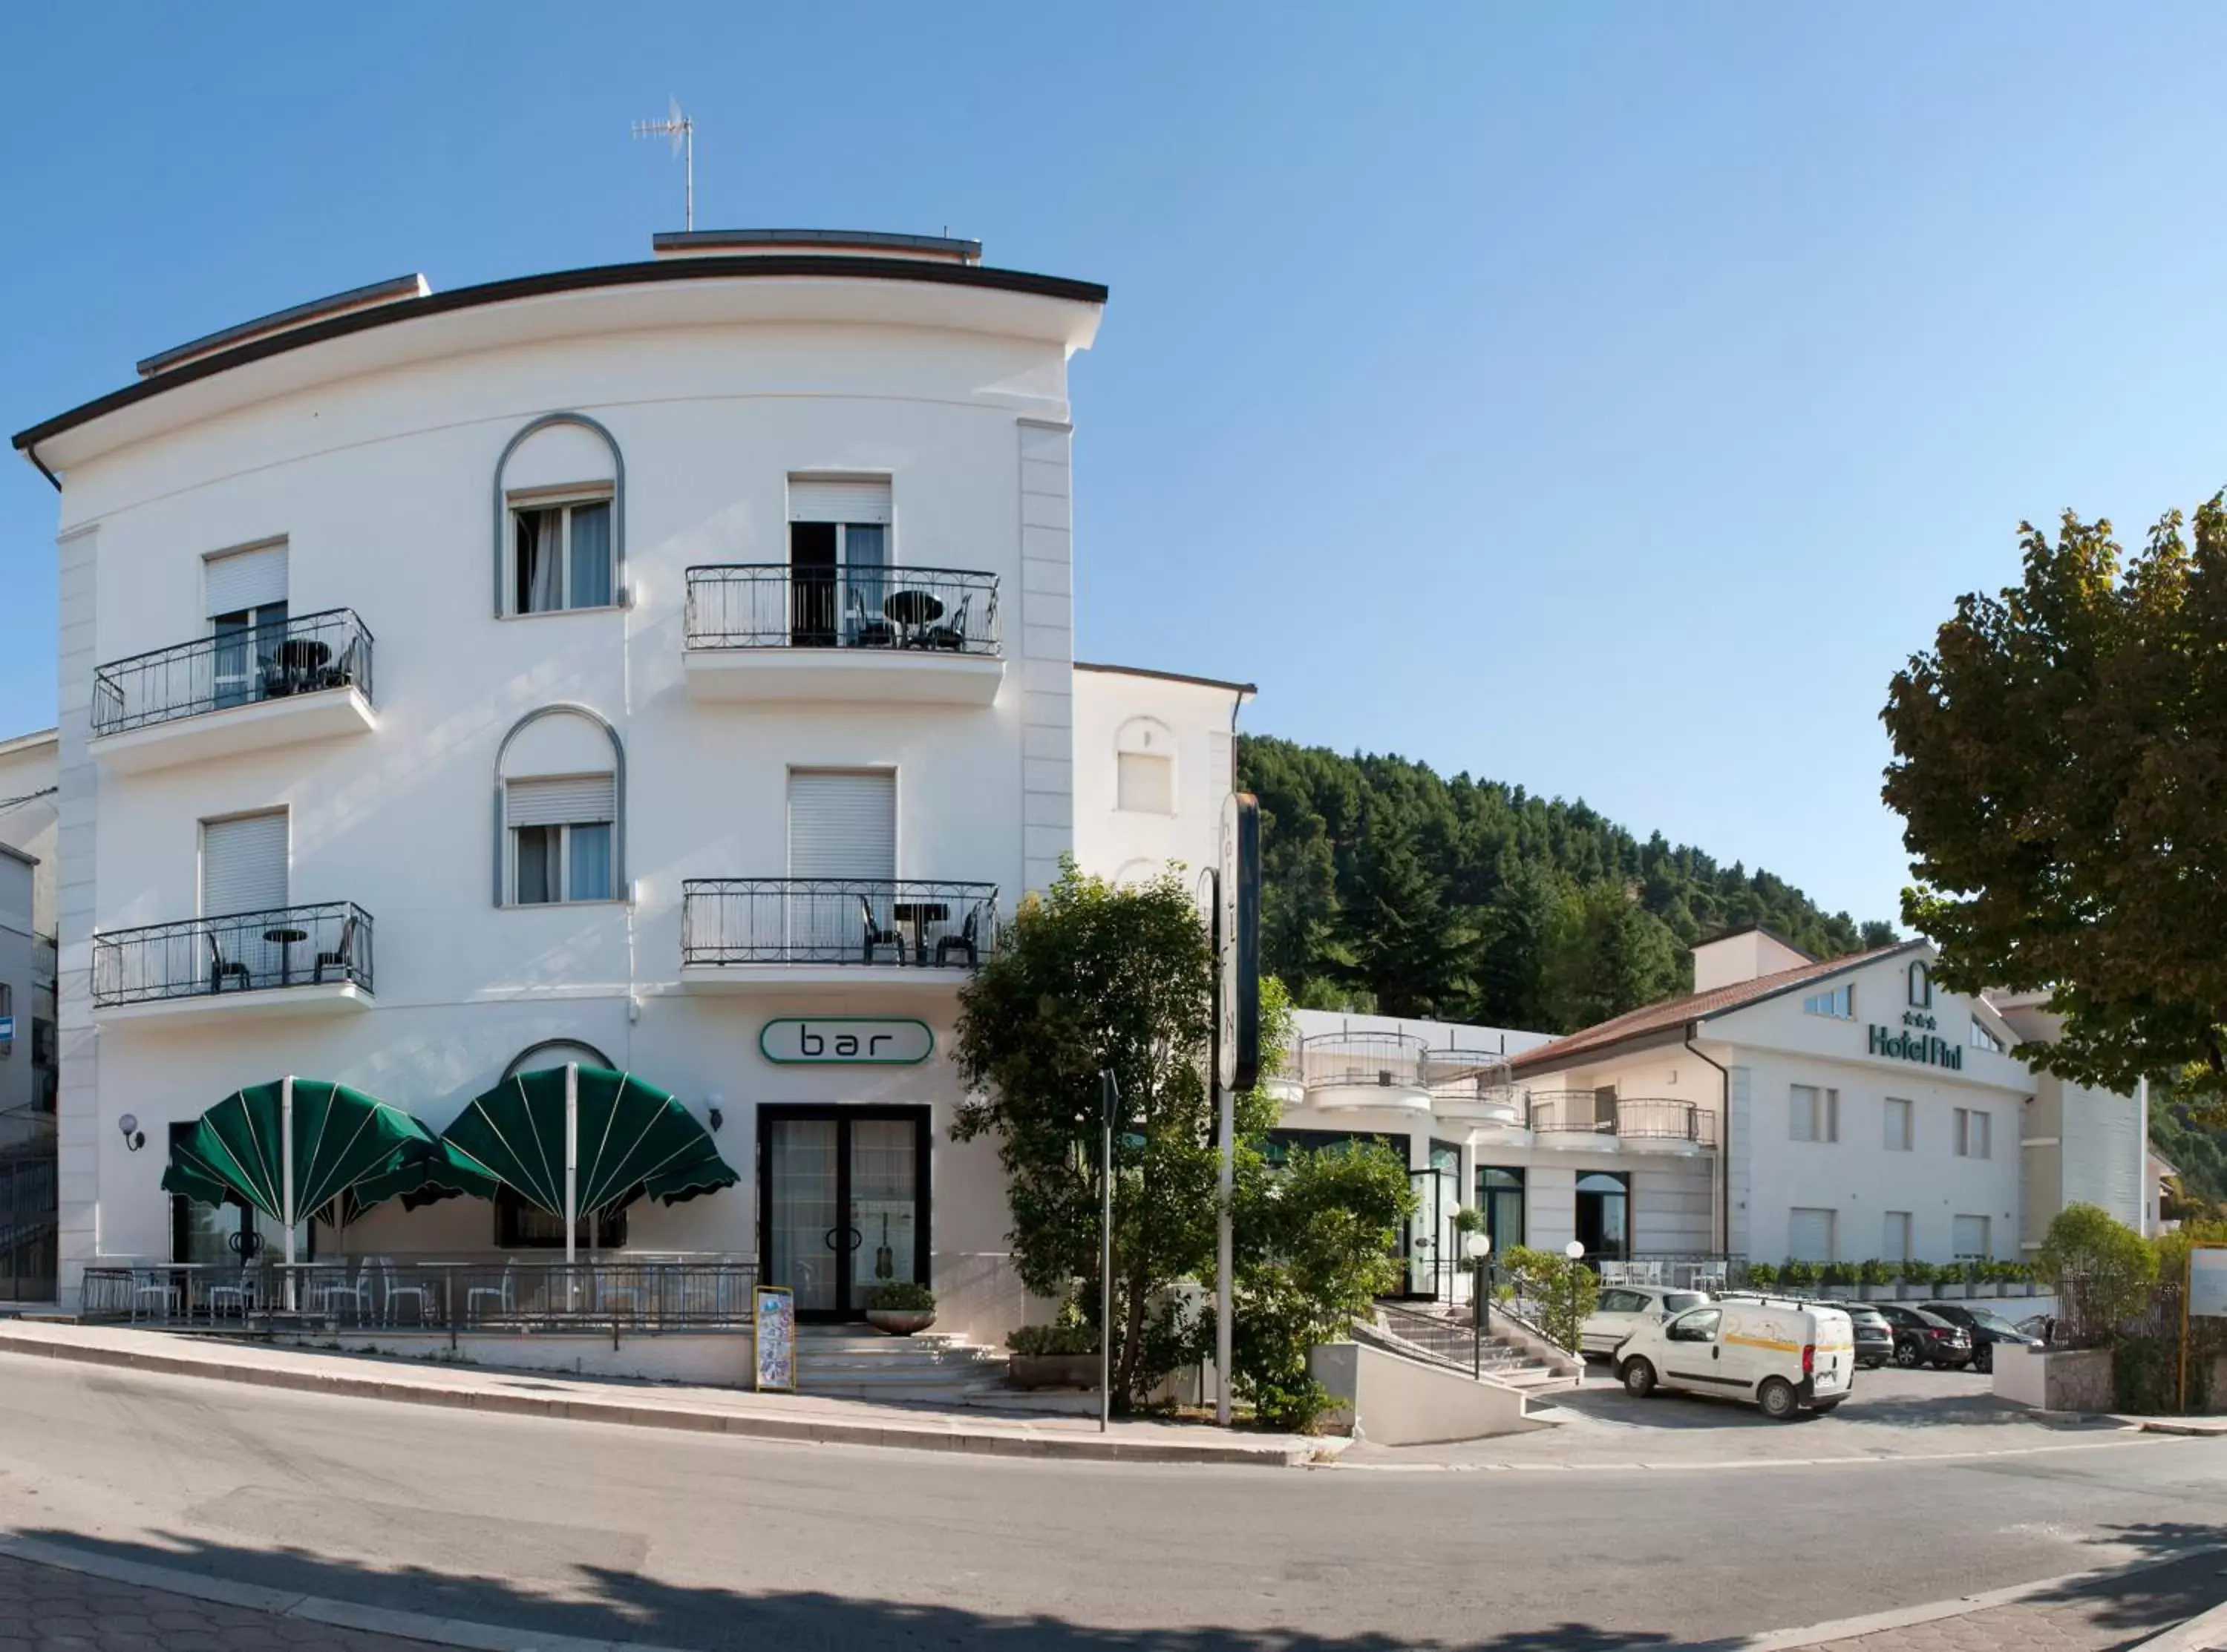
1330,926,2141,1273
8,229,1251,1330
0,727,59,1301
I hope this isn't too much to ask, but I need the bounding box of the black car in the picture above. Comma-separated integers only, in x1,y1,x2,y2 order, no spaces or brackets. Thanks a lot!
1918,1302,2044,1373
1872,1302,1973,1369
1843,1302,1896,1369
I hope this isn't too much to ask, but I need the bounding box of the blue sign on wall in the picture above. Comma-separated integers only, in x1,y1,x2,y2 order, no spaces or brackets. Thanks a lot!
0,1016,14,1046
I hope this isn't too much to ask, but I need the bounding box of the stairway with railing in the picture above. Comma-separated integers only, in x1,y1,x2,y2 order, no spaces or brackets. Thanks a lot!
1366,1297,1583,1392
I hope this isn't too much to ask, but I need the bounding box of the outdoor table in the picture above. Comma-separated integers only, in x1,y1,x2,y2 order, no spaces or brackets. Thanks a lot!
272,637,331,694
883,589,944,645
891,900,949,966
263,925,309,986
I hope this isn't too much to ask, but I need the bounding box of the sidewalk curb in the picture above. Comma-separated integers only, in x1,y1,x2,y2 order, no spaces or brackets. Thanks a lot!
1727,1545,2227,1650
0,1327,1323,1469
0,1533,687,1652
2129,1592,2227,1651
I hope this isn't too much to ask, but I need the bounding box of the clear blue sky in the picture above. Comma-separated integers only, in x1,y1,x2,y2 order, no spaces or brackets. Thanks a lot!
4,5,2223,929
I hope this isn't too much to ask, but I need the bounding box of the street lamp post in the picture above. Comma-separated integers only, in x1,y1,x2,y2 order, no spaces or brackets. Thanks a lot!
1098,1069,1119,1435
1465,1231,1492,1377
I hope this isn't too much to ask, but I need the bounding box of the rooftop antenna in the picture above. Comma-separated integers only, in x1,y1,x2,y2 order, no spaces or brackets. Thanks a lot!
632,96,695,231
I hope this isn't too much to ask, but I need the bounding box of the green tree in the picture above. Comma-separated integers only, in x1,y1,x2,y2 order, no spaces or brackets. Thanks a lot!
952,862,1217,1409
2036,1202,2156,1347
1474,850,1560,1029
1538,880,1687,1032
1497,1245,1600,1354
1337,807,1469,1017
1883,500,2227,1110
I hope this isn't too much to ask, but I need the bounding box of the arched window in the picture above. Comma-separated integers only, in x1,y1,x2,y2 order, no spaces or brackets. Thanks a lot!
494,705,625,905
494,413,626,617
1907,960,1932,1009
1114,716,1176,815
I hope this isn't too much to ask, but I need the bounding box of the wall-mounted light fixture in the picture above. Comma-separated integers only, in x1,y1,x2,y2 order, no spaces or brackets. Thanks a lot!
705,1092,725,1133
119,1112,145,1152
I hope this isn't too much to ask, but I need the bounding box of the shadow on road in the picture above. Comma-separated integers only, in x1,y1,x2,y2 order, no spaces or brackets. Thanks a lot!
1536,1374,2125,1433
10,1527,1678,1651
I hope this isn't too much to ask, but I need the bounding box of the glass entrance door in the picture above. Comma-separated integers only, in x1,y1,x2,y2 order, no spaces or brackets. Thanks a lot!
759,1107,929,1320
1404,1166,1454,1299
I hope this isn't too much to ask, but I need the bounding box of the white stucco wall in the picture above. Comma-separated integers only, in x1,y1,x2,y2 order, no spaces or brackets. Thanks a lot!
1070,664,1248,889
36,257,1105,1325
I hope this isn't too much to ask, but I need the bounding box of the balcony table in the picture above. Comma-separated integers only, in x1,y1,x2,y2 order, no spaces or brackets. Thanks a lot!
271,637,332,695
883,589,944,646
263,925,310,986
890,900,950,966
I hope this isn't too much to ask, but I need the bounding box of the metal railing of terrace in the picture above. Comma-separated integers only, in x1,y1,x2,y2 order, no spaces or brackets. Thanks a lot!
684,566,1001,655
91,901,374,1008
1296,1032,1429,1093
91,609,375,736
1525,1092,1716,1146
79,1257,760,1340
681,879,998,969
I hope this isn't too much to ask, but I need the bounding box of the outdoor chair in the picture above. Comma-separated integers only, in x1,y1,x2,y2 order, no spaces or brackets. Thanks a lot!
1696,1262,1729,1291
377,1257,434,1325
314,1262,373,1322
465,1260,518,1325
858,896,905,965
206,932,252,994
846,586,897,649
1600,1260,1629,1285
204,1268,255,1320
313,915,357,986
934,906,982,968
129,1268,180,1322
595,1265,644,1320
920,593,972,652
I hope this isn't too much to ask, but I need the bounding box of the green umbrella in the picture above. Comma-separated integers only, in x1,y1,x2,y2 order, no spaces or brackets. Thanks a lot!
439,1065,737,1260
160,1079,482,1256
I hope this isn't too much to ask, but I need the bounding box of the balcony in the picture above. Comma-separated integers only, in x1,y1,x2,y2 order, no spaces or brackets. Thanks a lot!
1525,1092,1718,1155
1298,1032,1432,1112
682,566,1004,706
91,902,374,1023
681,879,998,991
91,609,376,774
1422,1050,1526,1138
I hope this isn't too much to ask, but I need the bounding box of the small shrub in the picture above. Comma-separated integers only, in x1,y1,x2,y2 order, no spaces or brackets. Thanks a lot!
1499,1246,1599,1353
2039,1204,2156,1348
1858,1259,1892,1286
1900,1259,1938,1285
1780,1259,1819,1289
2112,1334,2198,1414
1007,1321,1099,1357
1744,1260,1777,1288
864,1280,935,1313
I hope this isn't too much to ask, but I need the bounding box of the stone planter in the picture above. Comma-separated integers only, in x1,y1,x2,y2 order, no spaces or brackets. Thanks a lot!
1993,1345,2113,1412
1008,1351,1100,1391
865,1308,936,1337
1972,1281,1999,1299
1897,1282,1934,1300
1935,1281,1969,1300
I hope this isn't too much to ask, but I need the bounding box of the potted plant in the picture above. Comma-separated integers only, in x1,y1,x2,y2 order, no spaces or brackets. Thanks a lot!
1897,1259,1937,1299
863,1280,938,1336
1935,1262,1969,1300
1780,1259,1819,1293
1744,1260,1777,1291
1969,1259,1998,1299
2001,1260,2036,1298
1858,1258,1895,1301
1006,1320,1101,1389
1819,1261,1857,1300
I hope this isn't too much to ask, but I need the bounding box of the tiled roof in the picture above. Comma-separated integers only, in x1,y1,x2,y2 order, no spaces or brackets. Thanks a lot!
1508,940,1925,1075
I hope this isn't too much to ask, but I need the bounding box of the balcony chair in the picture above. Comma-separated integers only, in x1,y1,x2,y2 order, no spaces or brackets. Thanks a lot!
846,586,897,649
204,1267,255,1321
318,637,358,691
206,933,252,994
130,1268,180,1322
314,915,358,986
314,1261,374,1322
857,896,906,965
919,594,972,652
934,906,982,968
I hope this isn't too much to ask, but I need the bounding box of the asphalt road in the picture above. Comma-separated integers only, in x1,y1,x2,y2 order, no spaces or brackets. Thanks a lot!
3,1353,2226,1651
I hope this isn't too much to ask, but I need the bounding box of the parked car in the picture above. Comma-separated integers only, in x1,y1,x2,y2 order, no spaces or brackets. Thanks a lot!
1580,1285,1713,1355
2016,1313,2056,1343
1843,1302,1896,1369
1872,1302,1973,1369
1614,1297,1857,1420
1918,1302,2044,1373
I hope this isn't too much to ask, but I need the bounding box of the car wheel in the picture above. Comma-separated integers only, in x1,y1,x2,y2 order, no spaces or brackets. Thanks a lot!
1758,1377,1799,1421
1894,1340,1923,1369
1622,1357,1658,1399
1975,1345,1994,1374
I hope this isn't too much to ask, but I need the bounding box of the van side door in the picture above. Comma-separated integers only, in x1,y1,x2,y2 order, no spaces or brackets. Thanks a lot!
1659,1307,1727,1391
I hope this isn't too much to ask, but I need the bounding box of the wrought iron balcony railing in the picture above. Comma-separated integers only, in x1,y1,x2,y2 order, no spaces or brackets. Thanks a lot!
684,566,1000,655
92,608,376,737
1525,1091,1717,1146
682,879,998,968
91,901,374,1008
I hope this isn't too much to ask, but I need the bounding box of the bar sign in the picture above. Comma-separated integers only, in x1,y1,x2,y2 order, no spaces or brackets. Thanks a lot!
759,1017,933,1065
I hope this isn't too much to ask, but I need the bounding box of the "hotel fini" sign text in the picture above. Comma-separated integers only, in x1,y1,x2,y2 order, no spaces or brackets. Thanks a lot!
1868,1024,1962,1071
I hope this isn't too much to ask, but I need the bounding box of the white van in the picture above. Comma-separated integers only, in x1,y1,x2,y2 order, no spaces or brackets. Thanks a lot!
1611,1297,1856,1420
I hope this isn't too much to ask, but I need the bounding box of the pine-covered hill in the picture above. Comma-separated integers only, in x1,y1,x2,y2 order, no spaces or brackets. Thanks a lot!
1239,735,1898,1035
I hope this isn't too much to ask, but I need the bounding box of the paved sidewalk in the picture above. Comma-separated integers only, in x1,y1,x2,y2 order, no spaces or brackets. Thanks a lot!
0,1550,422,1651
0,1320,1327,1469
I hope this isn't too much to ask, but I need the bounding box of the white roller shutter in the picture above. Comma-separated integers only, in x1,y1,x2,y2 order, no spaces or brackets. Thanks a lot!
202,812,289,917
788,477,892,525
1952,1215,1991,1259
205,544,288,616
788,771,895,878
506,774,616,827
1787,1207,1837,1264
